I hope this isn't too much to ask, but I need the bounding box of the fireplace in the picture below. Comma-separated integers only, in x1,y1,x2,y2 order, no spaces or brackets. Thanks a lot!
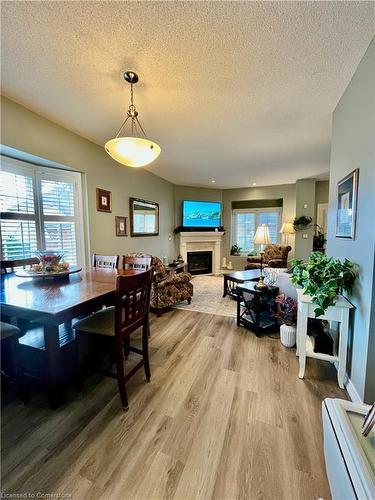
187,251,213,275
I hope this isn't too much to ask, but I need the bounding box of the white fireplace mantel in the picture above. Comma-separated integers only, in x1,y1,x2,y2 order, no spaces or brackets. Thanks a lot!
178,231,224,275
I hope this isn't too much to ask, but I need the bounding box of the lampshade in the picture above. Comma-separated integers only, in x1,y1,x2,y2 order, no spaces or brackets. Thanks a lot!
105,137,161,168
105,71,161,168
253,224,271,245
279,222,295,235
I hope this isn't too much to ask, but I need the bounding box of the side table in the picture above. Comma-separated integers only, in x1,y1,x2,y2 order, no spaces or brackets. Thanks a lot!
296,289,353,388
236,283,279,337
166,263,188,275
222,269,261,298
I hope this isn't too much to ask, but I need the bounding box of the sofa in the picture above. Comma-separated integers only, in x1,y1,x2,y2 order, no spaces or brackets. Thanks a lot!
245,244,291,270
151,257,193,316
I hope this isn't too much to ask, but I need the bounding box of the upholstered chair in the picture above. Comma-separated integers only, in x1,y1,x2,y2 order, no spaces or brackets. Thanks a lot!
151,256,193,316
245,244,291,270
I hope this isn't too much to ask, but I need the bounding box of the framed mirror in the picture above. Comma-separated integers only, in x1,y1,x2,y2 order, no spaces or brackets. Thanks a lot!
130,197,159,237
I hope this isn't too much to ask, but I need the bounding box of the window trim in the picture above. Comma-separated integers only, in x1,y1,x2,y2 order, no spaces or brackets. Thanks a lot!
1,156,86,266
231,206,282,255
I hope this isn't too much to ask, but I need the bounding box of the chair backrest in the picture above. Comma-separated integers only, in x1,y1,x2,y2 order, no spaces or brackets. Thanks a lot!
264,245,291,263
92,253,119,269
122,255,152,271
151,256,167,280
1,257,39,274
114,268,153,338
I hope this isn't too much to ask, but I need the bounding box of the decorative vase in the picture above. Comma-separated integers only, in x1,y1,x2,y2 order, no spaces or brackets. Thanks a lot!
36,250,64,273
280,323,296,347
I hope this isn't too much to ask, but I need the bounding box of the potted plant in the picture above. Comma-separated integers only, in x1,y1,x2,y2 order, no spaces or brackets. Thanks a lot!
291,252,357,317
313,224,327,251
230,244,241,256
293,215,312,231
274,294,298,347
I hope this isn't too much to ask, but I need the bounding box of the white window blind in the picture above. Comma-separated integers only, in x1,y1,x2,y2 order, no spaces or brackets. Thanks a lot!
1,157,84,266
232,207,282,253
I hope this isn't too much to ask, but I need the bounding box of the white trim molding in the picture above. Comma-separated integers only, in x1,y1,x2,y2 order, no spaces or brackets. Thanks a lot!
345,377,363,404
178,231,224,275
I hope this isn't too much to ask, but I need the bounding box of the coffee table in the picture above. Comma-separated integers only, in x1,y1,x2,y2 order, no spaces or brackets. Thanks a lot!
222,269,261,298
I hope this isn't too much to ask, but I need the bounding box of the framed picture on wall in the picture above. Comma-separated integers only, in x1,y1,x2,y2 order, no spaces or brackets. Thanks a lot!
96,188,112,213
115,216,128,236
335,168,359,239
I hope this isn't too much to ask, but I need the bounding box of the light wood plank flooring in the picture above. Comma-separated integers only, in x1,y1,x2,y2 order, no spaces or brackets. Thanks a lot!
1,309,347,500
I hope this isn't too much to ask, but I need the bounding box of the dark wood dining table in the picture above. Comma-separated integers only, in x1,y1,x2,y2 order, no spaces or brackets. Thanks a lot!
0,267,145,406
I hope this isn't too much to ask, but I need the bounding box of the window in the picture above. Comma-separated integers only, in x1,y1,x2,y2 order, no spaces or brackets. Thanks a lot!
1,157,84,266
232,207,282,253
134,211,156,233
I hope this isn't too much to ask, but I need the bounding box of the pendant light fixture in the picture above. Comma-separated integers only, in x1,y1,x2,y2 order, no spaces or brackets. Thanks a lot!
105,71,161,168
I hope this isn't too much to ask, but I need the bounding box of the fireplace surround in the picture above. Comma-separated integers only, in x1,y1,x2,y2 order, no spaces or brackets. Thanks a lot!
178,231,224,275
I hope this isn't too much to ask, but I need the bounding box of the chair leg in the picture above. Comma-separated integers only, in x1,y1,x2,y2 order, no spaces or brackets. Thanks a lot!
187,297,192,304
75,331,84,393
115,341,129,411
124,335,130,359
142,321,151,383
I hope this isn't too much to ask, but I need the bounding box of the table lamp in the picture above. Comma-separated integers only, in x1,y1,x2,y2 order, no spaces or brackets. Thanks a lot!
279,222,295,246
253,224,271,290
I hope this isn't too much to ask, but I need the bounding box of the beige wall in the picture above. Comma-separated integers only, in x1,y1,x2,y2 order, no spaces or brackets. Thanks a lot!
315,180,329,224
315,180,329,205
294,179,316,260
1,96,176,264
327,39,375,403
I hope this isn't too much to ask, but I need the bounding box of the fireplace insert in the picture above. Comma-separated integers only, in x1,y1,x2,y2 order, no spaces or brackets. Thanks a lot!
187,251,213,275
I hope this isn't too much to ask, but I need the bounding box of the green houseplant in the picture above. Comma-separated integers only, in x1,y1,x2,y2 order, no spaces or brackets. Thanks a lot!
313,224,326,251
293,215,312,231
291,252,357,317
230,244,242,255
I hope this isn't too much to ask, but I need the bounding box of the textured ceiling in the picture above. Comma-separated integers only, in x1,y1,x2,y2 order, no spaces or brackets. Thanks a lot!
1,1,374,188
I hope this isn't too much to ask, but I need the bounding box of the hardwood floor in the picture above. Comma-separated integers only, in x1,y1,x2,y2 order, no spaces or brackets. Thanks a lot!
1,309,347,500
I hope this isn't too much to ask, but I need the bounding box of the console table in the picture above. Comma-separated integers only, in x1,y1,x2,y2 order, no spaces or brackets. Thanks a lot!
296,289,353,388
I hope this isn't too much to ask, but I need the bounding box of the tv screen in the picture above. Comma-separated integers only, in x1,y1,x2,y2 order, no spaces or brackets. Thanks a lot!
182,200,221,228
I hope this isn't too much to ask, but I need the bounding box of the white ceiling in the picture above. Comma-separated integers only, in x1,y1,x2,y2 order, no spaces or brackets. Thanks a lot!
1,1,374,189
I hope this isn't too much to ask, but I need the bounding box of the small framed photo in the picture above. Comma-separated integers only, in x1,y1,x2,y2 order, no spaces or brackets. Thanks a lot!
96,188,112,213
115,216,128,237
336,168,359,239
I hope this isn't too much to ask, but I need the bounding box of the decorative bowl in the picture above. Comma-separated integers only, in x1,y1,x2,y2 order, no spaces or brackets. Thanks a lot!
35,250,66,273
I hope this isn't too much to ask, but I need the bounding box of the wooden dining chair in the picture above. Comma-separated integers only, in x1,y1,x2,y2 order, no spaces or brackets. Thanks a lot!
92,253,119,269
1,257,39,274
74,268,153,410
122,255,152,270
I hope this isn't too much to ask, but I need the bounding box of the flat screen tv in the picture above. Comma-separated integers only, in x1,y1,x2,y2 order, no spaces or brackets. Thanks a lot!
182,200,222,228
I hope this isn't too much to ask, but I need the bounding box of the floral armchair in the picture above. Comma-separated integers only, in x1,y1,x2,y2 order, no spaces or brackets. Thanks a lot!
151,257,193,316
245,245,291,270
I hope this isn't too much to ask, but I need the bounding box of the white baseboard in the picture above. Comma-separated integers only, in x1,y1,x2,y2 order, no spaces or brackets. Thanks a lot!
345,377,363,403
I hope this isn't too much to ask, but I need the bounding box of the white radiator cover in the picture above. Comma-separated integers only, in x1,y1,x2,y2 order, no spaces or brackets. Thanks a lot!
322,398,375,500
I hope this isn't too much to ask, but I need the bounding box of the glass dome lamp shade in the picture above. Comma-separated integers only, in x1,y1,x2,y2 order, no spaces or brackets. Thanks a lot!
105,71,161,168
105,137,161,168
